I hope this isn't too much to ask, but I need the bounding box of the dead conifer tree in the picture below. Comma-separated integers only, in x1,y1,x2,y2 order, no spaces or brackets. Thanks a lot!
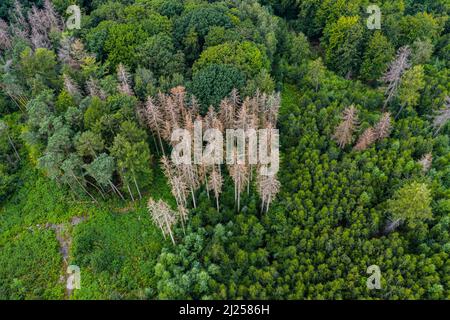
145,96,165,154
208,165,223,212
374,112,392,140
58,36,76,67
86,77,100,97
229,162,249,212
161,155,194,210
418,153,432,173
230,88,241,108
257,173,280,213
333,105,358,148
11,1,29,42
63,74,80,97
381,46,411,109
258,92,280,127
189,95,200,117
117,63,133,96
28,0,61,49
354,127,376,151
433,96,450,136
147,198,177,245
235,99,258,194
180,163,199,209
219,98,235,129
171,86,187,117
0,19,12,51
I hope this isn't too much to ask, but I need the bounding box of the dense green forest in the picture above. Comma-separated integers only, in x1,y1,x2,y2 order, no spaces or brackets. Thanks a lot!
0,0,449,300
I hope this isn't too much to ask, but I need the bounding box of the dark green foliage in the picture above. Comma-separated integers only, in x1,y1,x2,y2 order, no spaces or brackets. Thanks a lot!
137,33,185,78
174,4,233,63
190,64,245,112
0,229,64,299
70,207,164,299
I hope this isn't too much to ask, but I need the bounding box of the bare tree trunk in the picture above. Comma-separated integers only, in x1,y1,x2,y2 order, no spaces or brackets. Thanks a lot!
7,135,20,160
384,218,402,234
133,175,142,200
266,194,271,213
150,133,160,156
190,187,196,208
72,173,98,203
216,195,220,212
234,181,237,210
157,130,165,156
248,166,252,195
163,214,175,245
86,180,105,199
205,174,210,199
180,214,186,235
237,185,241,212
395,103,406,119
109,180,125,201
126,182,135,202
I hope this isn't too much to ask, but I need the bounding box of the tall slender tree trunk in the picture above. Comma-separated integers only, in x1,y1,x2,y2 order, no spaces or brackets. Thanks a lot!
205,174,210,199
247,166,252,195
395,103,406,119
133,175,142,200
86,180,105,199
153,122,165,156
72,174,98,203
266,195,271,213
7,135,20,160
126,182,135,201
163,214,175,245
109,180,125,201
237,185,241,212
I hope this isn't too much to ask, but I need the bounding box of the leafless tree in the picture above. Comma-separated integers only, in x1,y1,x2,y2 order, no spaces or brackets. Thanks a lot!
11,1,29,42
63,74,80,97
433,96,450,136
266,92,281,126
381,46,411,110
333,105,358,148
117,63,133,96
257,173,280,213
145,96,165,154
418,153,432,173
180,163,199,208
171,86,186,117
219,98,235,129
229,162,249,212
354,127,376,151
161,93,180,130
58,36,76,67
374,112,392,140
86,77,101,97
230,88,241,108
208,165,223,212
0,19,11,51
28,1,61,49
147,198,177,245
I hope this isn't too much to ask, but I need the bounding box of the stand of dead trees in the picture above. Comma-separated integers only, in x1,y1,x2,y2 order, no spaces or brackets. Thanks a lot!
143,87,281,228
333,107,392,151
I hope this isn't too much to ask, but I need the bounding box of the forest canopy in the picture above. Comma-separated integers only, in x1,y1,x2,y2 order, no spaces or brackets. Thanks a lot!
0,0,449,300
